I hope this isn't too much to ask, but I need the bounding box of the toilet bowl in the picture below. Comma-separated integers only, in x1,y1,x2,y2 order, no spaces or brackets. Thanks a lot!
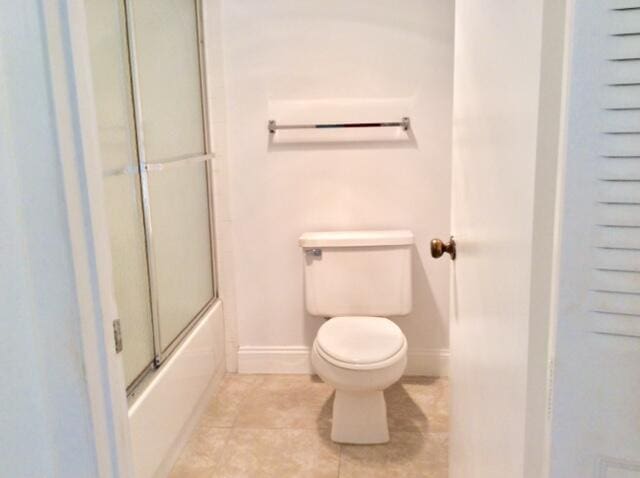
299,229,414,444
311,316,407,444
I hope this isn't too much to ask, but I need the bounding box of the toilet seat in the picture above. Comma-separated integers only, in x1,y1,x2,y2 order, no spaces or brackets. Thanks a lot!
315,316,406,371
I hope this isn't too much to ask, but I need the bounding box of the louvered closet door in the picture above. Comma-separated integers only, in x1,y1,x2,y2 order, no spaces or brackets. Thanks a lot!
550,2,640,477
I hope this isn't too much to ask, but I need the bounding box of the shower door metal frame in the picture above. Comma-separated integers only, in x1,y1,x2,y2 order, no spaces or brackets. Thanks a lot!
123,0,218,395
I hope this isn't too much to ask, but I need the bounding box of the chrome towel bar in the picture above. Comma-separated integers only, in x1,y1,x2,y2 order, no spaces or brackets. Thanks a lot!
268,117,410,134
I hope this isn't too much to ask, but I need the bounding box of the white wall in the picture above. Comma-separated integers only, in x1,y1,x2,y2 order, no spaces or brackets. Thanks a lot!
221,0,454,373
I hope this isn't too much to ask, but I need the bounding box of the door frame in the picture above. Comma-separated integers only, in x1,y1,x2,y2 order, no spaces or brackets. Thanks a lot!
48,0,579,475
541,0,576,475
524,0,575,475
42,0,134,475
512,0,577,474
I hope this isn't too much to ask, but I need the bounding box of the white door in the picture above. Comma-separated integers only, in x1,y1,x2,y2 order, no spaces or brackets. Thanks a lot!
549,1,640,477
447,1,566,477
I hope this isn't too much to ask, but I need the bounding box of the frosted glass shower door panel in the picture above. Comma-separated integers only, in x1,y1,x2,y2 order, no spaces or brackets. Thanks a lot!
147,161,214,351
85,0,155,386
131,0,205,162
102,175,155,385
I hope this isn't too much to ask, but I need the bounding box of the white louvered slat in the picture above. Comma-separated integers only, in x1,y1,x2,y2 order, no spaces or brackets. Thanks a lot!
608,9,640,35
594,247,640,271
593,269,640,293
598,158,640,179
594,225,640,249
598,179,640,203
599,110,640,131
592,290,640,315
605,34,640,61
588,311,640,334
596,203,640,226
609,0,640,10
599,134,640,158
604,59,640,85
599,138,640,158
601,84,640,108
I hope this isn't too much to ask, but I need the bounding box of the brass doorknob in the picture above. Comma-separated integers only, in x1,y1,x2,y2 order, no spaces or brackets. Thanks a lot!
431,236,456,260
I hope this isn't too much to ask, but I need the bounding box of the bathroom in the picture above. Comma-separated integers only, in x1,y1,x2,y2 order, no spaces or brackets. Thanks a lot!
2,0,639,477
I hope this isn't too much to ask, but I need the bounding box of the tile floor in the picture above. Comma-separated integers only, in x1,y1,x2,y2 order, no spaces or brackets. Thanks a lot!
169,374,449,478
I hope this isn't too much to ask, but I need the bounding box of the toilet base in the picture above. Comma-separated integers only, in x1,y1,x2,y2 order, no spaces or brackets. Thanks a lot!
331,389,389,444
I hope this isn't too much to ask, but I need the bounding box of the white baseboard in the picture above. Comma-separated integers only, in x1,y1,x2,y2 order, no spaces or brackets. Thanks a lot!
237,345,449,377
238,346,312,374
404,348,450,376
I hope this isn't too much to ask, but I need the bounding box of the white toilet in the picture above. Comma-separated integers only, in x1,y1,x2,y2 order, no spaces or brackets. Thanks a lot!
299,230,413,444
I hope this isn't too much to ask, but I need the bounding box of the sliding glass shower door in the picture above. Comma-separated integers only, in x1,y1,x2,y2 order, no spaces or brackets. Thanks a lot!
129,0,215,357
85,0,216,393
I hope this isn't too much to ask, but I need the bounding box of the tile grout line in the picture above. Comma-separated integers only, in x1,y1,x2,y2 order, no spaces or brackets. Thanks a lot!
209,375,268,477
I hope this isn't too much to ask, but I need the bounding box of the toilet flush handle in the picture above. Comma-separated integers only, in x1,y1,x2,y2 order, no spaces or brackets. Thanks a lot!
305,248,322,258
430,236,456,260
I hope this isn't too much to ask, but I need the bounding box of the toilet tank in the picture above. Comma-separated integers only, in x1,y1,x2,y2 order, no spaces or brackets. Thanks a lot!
299,230,413,317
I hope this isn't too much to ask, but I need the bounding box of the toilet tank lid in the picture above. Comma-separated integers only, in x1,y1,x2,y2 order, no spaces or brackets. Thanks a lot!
298,230,414,248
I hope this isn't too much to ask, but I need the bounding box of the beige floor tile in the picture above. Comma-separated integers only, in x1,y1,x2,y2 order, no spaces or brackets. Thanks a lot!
386,377,449,433
234,375,334,430
169,426,232,478
339,432,448,478
213,428,340,478
171,374,450,478
200,374,263,428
